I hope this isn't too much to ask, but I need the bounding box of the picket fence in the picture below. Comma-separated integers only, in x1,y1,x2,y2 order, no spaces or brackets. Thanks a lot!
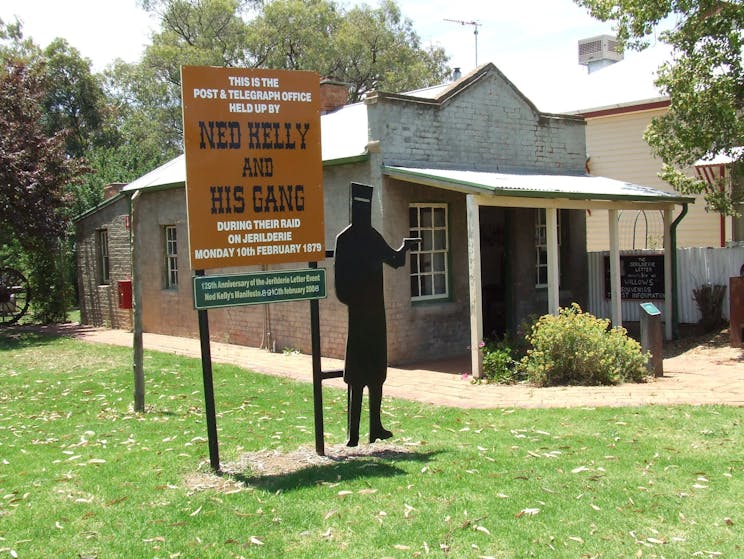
587,246,744,324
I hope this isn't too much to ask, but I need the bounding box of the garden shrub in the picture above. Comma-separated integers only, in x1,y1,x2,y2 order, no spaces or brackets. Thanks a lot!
519,303,649,387
480,339,521,384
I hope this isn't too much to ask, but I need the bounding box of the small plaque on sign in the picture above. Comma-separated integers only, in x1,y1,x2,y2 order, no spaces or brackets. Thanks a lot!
193,269,326,310
640,302,661,316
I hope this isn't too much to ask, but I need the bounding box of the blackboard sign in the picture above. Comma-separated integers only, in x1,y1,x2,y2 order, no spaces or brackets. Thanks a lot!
604,254,665,300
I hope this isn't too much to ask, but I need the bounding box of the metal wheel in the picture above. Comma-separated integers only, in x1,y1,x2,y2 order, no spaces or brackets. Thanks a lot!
0,267,31,326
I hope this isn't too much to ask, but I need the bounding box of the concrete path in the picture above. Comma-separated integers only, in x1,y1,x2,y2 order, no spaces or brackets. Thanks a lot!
17,323,744,409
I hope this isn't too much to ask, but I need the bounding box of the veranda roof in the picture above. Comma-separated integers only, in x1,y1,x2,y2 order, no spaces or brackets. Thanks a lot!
383,166,694,208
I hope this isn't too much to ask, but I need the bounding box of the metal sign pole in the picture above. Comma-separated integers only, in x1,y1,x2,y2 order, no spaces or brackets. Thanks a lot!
309,261,325,455
309,256,344,456
195,269,220,472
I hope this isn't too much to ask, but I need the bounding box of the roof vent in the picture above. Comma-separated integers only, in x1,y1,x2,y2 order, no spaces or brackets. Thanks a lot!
578,35,623,73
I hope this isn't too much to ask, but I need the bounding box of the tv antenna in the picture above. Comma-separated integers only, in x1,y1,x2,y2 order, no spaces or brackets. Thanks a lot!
444,18,481,67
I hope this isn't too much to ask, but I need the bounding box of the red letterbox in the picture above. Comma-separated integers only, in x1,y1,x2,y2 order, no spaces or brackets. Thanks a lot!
118,279,133,309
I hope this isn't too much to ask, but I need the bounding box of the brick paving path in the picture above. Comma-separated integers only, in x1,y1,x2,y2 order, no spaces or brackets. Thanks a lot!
20,323,744,408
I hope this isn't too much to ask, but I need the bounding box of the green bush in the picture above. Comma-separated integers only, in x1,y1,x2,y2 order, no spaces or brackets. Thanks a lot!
480,339,523,384
519,303,649,387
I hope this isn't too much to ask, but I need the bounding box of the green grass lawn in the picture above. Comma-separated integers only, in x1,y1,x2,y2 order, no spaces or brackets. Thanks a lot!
1,330,741,558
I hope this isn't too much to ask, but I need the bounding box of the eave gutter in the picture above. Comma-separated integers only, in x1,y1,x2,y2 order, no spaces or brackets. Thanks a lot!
122,181,185,195
73,192,127,222
322,153,369,167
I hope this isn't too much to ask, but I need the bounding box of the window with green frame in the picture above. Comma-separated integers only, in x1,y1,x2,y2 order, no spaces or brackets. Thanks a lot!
409,203,449,300
164,225,178,289
97,229,110,285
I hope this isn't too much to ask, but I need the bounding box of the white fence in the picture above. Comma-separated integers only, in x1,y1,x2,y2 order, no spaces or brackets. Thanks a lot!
587,246,744,324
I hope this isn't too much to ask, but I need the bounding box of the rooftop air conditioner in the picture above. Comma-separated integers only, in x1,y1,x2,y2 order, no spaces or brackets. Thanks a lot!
578,35,623,66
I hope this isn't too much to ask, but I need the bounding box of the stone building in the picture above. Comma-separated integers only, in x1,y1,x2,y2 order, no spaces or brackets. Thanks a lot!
76,64,691,375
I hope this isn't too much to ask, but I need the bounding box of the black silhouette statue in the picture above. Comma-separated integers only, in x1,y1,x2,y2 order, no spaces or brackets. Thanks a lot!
334,183,419,447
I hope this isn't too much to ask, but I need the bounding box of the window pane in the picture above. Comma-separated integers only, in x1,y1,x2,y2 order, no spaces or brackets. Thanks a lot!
422,230,433,251
421,275,432,295
434,230,446,250
434,273,446,294
434,207,445,227
434,252,445,271
421,208,432,227
420,253,432,272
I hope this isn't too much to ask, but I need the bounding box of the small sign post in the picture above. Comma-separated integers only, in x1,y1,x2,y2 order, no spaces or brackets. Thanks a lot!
181,66,324,470
640,302,663,377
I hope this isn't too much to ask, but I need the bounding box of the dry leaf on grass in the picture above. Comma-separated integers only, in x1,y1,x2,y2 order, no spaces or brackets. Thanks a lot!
516,508,540,518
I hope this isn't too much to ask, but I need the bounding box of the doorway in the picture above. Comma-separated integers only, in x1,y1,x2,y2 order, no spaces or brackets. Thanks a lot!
479,207,508,338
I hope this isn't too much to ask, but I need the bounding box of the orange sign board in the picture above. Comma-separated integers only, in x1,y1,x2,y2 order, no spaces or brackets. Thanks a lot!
181,66,324,269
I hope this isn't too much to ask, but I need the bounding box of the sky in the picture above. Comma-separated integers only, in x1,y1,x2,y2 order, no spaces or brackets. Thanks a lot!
0,0,667,111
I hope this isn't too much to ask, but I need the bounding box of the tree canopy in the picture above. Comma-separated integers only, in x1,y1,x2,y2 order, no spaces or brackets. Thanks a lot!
247,0,450,100
575,0,744,215
0,56,83,249
125,0,450,148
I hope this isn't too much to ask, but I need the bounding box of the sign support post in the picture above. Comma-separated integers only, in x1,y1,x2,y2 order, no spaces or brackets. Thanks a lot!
195,269,220,472
309,261,325,455
308,255,344,456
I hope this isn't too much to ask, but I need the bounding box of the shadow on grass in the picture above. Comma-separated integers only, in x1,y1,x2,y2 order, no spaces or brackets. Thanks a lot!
226,447,443,493
0,327,64,350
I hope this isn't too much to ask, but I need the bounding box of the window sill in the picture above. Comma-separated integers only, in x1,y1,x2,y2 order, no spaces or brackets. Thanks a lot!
411,296,453,307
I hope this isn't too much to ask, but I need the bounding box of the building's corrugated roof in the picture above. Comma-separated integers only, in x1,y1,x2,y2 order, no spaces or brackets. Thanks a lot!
383,166,694,205
122,154,185,193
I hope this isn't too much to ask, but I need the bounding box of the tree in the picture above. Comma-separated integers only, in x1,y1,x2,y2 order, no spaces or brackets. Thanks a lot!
246,0,450,100
575,0,743,215
129,0,451,148
124,0,255,148
330,0,450,100
0,17,39,62
40,39,108,158
0,58,84,321
0,60,81,248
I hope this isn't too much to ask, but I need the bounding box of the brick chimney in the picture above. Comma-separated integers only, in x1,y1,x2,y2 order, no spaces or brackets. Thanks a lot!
103,182,127,200
319,79,350,114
